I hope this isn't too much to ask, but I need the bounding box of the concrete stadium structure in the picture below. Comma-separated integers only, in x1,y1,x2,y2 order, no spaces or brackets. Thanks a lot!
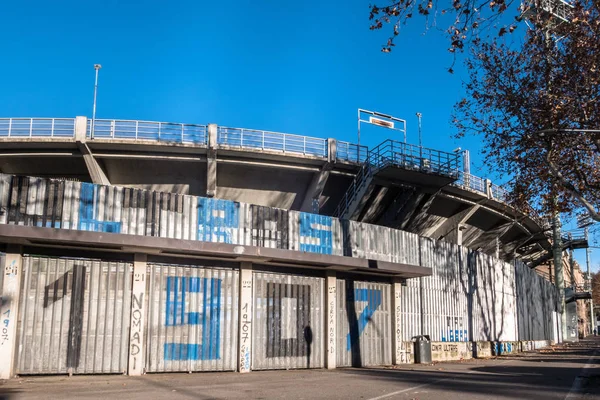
0,116,565,378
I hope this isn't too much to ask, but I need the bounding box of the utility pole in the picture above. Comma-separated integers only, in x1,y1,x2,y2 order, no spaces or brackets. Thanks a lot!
91,64,102,140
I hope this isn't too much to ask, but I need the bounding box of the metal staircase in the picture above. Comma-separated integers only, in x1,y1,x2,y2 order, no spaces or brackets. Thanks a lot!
333,140,461,220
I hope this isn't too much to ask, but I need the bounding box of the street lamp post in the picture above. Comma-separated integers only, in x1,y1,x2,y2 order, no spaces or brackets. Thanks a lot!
91,64,102,140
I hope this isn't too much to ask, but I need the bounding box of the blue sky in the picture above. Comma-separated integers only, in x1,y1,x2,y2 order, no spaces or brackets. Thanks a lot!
0,0,596,270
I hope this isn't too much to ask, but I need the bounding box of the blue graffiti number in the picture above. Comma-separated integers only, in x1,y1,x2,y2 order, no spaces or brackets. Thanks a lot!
197,198,238,244
346,289,382,351
299,212,333,254
78,183,121,233
163,277,222,361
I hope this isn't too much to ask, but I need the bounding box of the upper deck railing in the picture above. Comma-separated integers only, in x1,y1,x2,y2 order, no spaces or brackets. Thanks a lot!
216,126,328,158
0,118,75,138
89,119,208,145
0,117,541,222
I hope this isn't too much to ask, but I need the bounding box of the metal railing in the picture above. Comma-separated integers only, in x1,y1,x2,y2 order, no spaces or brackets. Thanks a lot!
368,140,462,176
216,126,328,158
336,141,368,163
89,119,208,145
0,118,76,138
333,163,374,218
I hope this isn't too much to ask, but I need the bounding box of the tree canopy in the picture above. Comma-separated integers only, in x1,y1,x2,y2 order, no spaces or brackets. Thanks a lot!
371,0,600,221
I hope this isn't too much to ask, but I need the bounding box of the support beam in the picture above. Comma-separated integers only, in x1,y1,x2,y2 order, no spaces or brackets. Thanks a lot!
467,222,515,254
206,123,218,198
128,253,147,376
0,245,23,379
402,191,438,232
325,272,336,369
300,164,332,213
426,204,482,240
238,262,252,373
75,116,110,185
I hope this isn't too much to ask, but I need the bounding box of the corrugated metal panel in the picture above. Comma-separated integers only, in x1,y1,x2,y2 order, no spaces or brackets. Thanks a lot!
146,263,238,372
337,279,392,367
515,260,558,341
471,252,518,341
252,271,324,370
288,211,343,256
419,238,469,342
342,220,419,264
249,205,289,249
17,256,132,374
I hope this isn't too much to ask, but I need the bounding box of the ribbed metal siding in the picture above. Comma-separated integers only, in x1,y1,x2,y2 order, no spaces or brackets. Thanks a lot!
515,260,558,341
337,280,392,367
342,220,419,264
145,263,238,372
471,252,518,341
17,256,132,374
418,238,470,342
288,211,343,256
252,272,324,370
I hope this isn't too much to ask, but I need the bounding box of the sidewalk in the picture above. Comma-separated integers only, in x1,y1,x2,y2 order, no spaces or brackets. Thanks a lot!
1,337,599,400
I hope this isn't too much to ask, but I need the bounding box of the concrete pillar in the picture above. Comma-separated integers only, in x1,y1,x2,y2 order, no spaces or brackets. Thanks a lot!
238,262,252,373
75,116,111,185
327,138,337,163
128,254,147,376
206,123,218,198
392,280,404,365
0,245,23,379
75,116,88,142
325,272,336,369
485,179,492,198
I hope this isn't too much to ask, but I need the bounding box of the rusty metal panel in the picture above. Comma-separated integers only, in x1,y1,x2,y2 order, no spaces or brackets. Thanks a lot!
252,271,324,370
146,263,238,372
16,256,132,374
337,279,392,367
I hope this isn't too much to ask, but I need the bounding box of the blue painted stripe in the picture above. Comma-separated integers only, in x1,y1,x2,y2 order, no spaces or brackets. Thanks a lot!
346,288,382,351
216,278,221,359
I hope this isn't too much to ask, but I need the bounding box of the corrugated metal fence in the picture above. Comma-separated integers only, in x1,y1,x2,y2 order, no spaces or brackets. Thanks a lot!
145,263,239,372
17,256,132,374
337,280,392,367
252,272,324,370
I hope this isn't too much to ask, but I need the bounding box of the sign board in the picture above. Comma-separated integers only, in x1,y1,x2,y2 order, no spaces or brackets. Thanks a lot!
369,116,394,129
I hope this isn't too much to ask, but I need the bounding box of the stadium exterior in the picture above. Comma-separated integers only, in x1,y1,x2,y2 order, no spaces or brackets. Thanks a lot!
0,116,564,378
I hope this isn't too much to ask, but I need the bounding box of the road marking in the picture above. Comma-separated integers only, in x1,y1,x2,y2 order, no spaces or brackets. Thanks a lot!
565,350,598,400
367,359,514,400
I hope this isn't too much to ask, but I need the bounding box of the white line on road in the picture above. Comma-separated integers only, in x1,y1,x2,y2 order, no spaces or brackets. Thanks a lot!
565,351,598,400
367,359,514,400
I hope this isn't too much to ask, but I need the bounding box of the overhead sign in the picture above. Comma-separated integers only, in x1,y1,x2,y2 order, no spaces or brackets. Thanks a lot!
369,116,394,129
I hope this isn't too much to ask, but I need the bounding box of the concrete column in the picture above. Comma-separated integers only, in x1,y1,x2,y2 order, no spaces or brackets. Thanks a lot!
325,272,336,369
206,123,218,198
238,262,252,373
327,138,337,163
75,116,111,185
0,245,23,379
392,280,404,365
128,254,147,376
485,179,492,198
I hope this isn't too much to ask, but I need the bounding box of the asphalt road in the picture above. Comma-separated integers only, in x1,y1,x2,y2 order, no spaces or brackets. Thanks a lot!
1,337,599,400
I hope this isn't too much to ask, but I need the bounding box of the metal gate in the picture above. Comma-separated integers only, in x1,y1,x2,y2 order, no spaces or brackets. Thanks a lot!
253,272,324,370
145,263,238,372
337,279,392,367
17,256,132,374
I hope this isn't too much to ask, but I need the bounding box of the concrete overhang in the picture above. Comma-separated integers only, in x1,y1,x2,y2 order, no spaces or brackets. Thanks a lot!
0,224,432,279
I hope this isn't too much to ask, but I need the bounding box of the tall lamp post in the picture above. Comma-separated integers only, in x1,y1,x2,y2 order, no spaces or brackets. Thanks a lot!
91,64,102,140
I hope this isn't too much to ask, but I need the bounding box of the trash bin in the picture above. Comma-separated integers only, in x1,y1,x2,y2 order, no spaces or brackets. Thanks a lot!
412,335,432,364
